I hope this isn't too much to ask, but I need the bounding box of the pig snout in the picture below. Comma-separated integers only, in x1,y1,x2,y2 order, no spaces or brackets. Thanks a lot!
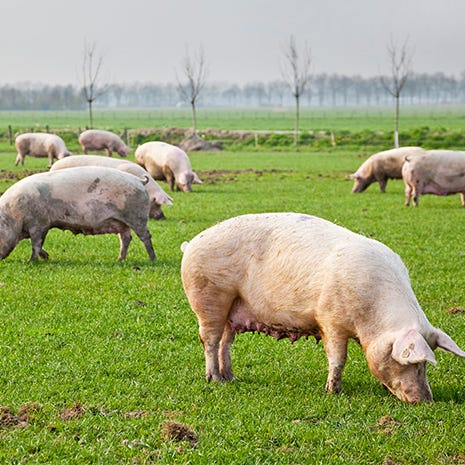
350,175,368,193
150,204,166,220
384,363,433,403
367,345,434,403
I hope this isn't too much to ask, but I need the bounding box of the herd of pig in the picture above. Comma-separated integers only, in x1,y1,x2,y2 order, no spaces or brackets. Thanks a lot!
1,130,464,404
351,145,465,206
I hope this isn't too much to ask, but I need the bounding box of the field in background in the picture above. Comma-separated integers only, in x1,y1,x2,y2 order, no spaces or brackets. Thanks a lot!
1,104,465,133
0,109,464,463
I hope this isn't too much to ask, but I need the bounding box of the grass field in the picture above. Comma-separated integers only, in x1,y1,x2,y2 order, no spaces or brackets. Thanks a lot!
1,104,465,133
0,110,464,463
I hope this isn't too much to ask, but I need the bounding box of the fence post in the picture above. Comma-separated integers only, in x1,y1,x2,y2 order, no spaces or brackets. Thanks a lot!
8,125,13,145
123,128,128,145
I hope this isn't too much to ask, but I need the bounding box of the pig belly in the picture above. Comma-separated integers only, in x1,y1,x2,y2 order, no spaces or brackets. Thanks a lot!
228,297,321,343
52,218,127,235
423,182,463,196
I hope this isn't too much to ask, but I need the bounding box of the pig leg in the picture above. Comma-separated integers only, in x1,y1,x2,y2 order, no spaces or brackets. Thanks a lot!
404,184,413,206
47,152,54,168
460,192,465,206
163,167,175,191
15,152,25,166
321,333,348,393
411,180,423,207
218,323,236,380
192,292,236,382
106,148,113,157
133,226,156,261
377,176,388,193
29,228,49,261
117,227,133,260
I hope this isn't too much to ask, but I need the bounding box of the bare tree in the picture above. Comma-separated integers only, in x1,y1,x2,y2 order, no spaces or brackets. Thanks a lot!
281,35,312,146
176,45,208,133
80,41,109,128
381,38,413,148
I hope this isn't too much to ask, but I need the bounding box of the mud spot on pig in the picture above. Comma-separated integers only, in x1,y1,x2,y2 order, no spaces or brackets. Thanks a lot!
87,177,101,193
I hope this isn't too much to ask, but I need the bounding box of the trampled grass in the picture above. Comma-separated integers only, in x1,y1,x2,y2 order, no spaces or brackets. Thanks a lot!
0,144,464,463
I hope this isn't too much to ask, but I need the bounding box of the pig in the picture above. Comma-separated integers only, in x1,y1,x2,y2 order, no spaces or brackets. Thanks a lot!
181,212,465,403
402,150,465,207
50,155,173,220
0,166,156,262
351,146,426,193
134,141,202,192
15,133,72,167
78,129,130,157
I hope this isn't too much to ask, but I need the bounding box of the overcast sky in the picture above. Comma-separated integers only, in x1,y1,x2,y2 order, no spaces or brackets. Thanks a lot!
2,0,465,86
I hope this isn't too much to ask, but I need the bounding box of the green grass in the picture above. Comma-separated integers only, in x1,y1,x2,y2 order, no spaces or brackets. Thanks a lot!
1,105,465,133
0,146,464,463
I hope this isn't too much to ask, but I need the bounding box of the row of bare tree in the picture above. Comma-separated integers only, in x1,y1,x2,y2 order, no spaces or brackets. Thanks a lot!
1,38,463,149
2,72,463,111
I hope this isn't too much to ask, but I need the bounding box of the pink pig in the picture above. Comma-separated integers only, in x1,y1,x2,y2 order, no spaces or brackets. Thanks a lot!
181,213,465,403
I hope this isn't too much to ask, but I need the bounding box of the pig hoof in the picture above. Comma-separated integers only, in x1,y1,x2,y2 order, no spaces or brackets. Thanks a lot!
39,249,49,260
206,372,234,383
325,381,342,394
220,372,235,382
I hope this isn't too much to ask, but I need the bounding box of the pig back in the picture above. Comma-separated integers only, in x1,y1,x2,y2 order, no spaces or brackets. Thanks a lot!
182,213,409,330
405,150,465,190
10,167,150,226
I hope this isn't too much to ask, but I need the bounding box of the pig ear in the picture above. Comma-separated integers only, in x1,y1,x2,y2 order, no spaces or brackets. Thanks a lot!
392,329,437,366
433,328,465,358
193,172,203,184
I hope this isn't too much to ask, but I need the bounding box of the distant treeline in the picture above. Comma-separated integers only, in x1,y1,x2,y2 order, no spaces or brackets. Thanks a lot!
1,72,464,110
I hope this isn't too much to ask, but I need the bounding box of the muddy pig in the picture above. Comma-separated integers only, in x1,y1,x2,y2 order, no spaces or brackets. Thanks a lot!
51,155,173,220
0,166,156,261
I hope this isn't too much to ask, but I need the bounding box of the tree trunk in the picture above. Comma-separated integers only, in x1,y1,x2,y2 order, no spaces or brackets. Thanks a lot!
294,94,300,147
394,95,400,148
88,99,94,129
191,101,197,134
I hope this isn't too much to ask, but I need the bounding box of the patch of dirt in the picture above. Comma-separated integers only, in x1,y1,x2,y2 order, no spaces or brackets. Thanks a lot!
161,421,199,446
445,307,465,314
200,168,293,184
59,402,85,421
0,169,41,182
0,402,41,428
374,415,402,435
124,410,151,418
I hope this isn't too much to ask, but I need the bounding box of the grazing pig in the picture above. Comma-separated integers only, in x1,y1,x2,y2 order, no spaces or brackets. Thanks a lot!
351,146,426,193
135,141,202,192
181,213,465,403
50,155,173,220
0,167,156,261
402,150,465,207
78,129,130,157
15,133,71,167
